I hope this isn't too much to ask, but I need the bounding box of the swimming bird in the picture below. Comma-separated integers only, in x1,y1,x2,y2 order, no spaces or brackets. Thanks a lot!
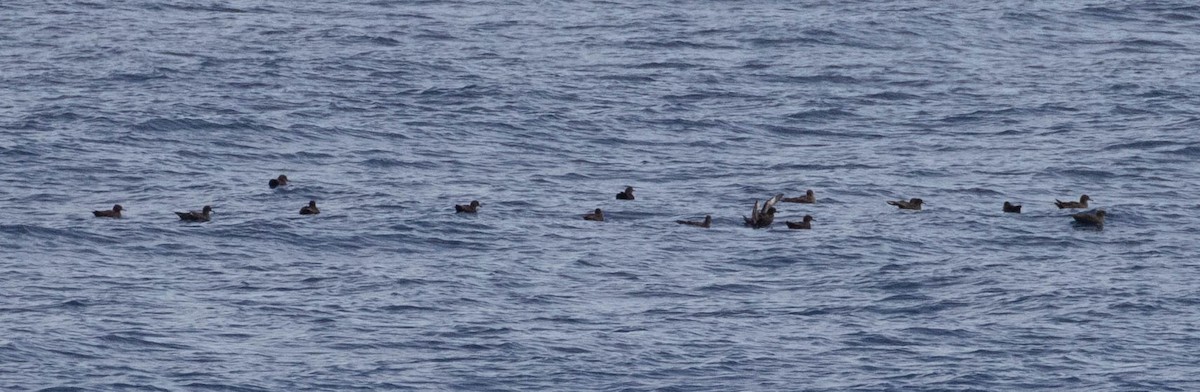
455,200,481,213
268,174,289,189
616,186,635,200
1071,209,1106,227
1003,201,1022,213
176,205,213,222
785,215,815,230
92,204,123,218
584,208,604,221
299,200,319,215
782,190,816,203
676,215,712,228
887,198,923,210
1055,194,1090,209
744,194,783,229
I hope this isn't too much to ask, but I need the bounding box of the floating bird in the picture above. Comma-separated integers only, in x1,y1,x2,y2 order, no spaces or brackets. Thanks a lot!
268,174,289,189
616,186,635,200
1071,209,1106,227
455,200,482,213
92,204,123,218
176,205,213,222
299,200,319,215
1055,194,1090,209
887,198,924,210
676,215,712,228
785,215,815,230
1003,201,1022,213
744,194,783,229
583,208,604,221
782,190,816,203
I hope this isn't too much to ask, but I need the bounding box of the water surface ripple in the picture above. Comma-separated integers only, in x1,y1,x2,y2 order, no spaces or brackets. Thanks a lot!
2,1,1199,390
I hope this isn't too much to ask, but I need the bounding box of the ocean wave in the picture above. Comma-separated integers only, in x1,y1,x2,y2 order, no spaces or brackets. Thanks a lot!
2,1,1198,390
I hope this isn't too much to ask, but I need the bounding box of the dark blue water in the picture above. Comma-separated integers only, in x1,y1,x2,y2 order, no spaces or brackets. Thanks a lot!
3,1,1200,390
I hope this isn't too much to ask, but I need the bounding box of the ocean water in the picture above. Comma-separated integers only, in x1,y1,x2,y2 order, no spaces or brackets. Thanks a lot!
3,0,1200,390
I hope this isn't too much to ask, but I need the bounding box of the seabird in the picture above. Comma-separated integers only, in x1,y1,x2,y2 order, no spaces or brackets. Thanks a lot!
92,204,123,218
299,200,319,215
782,190,815,204
176,206,213,222
1055,194,1090,209
887,198,924,210
744,194,783,229
268,174,289,189
455,200,482,213
676,215,712,228
1071,209,1106,227
785,215,815,229
616,186,635,200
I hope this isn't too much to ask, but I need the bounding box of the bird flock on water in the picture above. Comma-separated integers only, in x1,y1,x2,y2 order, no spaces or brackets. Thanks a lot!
89,174,1108,229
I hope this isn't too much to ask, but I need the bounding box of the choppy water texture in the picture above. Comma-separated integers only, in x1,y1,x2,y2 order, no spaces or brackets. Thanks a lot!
3,1,1200,390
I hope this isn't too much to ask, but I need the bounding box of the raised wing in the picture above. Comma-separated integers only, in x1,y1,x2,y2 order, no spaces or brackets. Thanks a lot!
763,194,783,213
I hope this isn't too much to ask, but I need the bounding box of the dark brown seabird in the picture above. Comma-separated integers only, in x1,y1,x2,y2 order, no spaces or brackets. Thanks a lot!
887,198,923,210
455,200,482,213
616,186,635,200
176,206,213,222
300,200,320,215
269,174,289,189
1071,209,1106,227
92,204,123,218
744,194,783,229
1055,194,1090,209
782,190,815,204
676,215,712,228
785,215,815,229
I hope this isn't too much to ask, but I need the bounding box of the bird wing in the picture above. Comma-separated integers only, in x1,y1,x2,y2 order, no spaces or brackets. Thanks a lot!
763,194,783,213
750,200,760,225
